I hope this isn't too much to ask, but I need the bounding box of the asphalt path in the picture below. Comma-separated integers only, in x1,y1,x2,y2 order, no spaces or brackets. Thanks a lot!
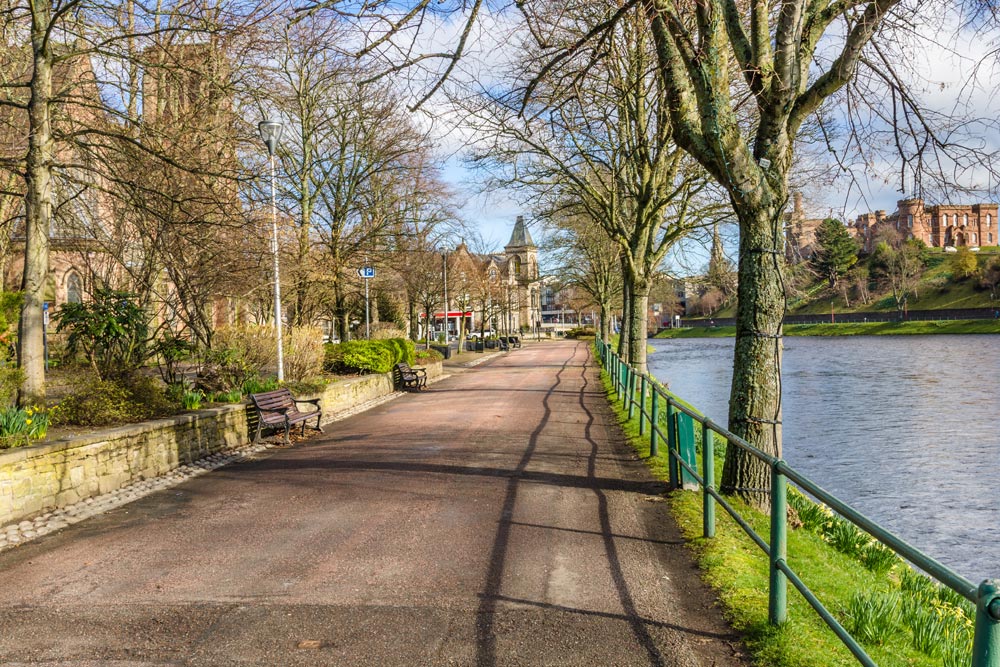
0,340,746,666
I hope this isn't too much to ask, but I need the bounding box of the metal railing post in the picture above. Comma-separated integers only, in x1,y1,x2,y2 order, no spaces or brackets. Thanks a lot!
703,421,715,539
627,367,636,420
972,579,1000,667
667,400,679,488
769,463,788,625
649,389,659,457
639,375,647,436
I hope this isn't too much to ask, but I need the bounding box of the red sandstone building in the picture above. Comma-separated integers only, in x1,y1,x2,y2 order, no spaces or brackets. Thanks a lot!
849,198,998,252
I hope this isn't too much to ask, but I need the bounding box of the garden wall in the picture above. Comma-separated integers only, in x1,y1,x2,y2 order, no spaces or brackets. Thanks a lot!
0,361,443,527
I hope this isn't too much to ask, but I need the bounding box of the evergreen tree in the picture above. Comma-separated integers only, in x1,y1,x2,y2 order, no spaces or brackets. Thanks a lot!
812,219,860,287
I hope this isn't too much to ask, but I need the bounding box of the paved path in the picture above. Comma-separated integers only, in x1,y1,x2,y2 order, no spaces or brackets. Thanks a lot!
0,340,745,666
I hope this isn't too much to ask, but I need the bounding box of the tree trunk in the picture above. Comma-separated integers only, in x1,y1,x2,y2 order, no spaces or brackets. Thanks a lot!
627,285,650,374
720,198,785,510
617,279,631,360
600,301,611,341
18,14,54,405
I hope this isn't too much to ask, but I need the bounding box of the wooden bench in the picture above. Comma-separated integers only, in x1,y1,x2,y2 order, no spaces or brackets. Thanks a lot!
249,388,323,444
394,362,427,391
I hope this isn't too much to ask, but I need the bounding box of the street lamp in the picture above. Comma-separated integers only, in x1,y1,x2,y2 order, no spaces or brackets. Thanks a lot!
259,118,285,382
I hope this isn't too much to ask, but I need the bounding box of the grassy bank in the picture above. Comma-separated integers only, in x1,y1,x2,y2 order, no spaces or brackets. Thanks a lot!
656,318,1000,339
598,361,973,666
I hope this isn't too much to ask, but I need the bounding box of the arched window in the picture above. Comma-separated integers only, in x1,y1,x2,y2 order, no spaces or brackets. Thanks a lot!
512,257,521,276
987,214,993,228
990,233,994,243
972,233,978,244
66,272,83,304
963,213,969,226
907,214,913,228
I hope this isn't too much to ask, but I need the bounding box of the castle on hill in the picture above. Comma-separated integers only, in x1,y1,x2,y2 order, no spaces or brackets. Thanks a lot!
784,195,998,259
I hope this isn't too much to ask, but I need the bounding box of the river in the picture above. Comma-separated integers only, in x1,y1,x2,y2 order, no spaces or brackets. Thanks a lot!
647,335,999,582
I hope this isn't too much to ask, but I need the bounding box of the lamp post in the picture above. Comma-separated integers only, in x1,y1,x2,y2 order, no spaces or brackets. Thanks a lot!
442,251,448,343
258,119,284,382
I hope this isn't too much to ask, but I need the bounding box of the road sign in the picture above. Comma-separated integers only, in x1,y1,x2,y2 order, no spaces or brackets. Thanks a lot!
358,266,376,279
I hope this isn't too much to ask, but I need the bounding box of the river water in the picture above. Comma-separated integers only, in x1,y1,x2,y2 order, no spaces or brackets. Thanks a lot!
647,335,999,582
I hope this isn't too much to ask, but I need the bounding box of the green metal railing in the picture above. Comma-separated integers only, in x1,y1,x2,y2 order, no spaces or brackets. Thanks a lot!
596,338,999,667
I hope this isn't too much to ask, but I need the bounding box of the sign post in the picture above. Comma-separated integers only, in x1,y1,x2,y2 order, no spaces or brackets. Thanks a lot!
358,267,375,339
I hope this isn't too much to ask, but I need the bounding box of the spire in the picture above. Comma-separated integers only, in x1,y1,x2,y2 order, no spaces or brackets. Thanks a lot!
505,215,536,249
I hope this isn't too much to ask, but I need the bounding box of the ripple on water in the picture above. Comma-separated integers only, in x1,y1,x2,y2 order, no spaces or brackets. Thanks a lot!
648,334,1000,581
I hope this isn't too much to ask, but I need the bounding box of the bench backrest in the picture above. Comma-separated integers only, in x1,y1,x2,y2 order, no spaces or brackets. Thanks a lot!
250,388,296,412
395,362,414,373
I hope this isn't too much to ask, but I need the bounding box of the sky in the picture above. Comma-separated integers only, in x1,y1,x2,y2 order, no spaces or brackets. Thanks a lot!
388,6,1000,274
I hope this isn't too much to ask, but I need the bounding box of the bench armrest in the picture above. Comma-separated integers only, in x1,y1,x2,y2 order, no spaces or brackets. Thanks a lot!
294,398,322,409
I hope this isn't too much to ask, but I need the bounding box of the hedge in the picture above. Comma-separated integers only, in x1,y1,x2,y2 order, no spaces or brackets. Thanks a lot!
324,338,415,374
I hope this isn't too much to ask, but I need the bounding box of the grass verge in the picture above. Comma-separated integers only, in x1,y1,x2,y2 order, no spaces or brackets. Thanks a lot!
598,355,973,666
656,319,1000,339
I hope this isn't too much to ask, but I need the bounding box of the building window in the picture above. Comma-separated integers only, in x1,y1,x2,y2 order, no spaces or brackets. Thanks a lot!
988,214,992,228
963,213,968,226
513,257,521,276
990,233,994,243
907,214,913,228
972,233,978,244
66,272,83,304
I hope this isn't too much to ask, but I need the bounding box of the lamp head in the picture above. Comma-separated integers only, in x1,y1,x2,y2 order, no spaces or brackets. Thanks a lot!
258,119,283,157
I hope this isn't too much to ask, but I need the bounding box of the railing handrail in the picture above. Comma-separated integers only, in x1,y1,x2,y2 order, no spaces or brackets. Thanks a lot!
595,337,998,667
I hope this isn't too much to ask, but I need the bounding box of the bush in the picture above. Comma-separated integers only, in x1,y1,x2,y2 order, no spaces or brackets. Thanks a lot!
338,340,393,374
54,375,172,427
565,326,596,339
414,348,443,364
324,338,414,374
198,324,276,393
371,324,406,340
55,289,151,380
284,326,324,382
54,377,143,426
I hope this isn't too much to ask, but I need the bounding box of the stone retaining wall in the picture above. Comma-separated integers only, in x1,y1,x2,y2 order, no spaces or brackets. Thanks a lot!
0,361,442,527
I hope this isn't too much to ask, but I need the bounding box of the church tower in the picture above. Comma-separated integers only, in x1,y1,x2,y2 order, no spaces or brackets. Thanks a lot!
504,215,540,332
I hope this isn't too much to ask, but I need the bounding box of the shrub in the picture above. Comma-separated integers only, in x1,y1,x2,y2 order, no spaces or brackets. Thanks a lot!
53,377,143,426
284,326,324,382
125,376,174,418
241,375,280,395
154,332,195,386
281,378,330,396
565,326,596,339
414,348,443,364
338,340,393,374
371,324,406,340
54,375,172,426
199,325,277,392
324,339,414,374
55,289,151,380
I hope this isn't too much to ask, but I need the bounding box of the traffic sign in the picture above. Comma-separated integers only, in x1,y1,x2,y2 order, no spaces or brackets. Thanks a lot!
358,266,376,279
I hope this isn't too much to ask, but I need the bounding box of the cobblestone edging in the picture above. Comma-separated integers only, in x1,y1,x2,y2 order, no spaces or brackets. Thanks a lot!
0,388,416,553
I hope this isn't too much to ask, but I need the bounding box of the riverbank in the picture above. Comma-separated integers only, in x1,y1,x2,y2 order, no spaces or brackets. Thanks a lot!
656,318,1000,338
597,357,974,667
